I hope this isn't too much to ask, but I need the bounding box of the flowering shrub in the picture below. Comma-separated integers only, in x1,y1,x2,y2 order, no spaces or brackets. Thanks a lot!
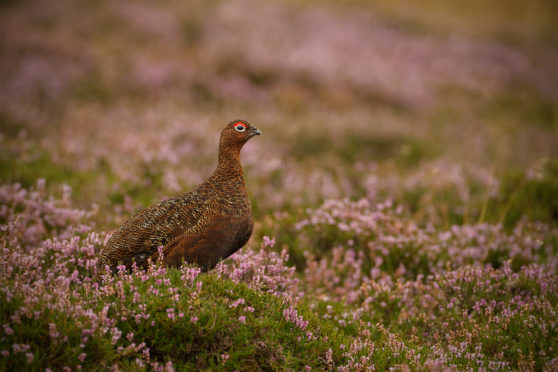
350,263,558,370
2,172,558,370
216,236,300,299
292,199,558,370
283,306,308,330
297,198,557,282
0,180,93,245
0,185,346,370
2,173,557,370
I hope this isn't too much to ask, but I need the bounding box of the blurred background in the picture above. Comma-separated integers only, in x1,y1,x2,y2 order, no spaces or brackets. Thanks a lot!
1,0,558,229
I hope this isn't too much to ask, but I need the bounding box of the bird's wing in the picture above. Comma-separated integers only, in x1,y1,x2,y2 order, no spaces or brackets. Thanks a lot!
161,214,244,271
100,192,207,270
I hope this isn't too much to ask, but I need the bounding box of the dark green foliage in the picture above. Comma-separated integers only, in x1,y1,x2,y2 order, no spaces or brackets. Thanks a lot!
289,129,436,166
498,159,558,227
0,145,94,191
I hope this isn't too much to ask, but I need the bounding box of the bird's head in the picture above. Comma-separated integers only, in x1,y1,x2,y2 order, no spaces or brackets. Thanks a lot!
220,120,262,152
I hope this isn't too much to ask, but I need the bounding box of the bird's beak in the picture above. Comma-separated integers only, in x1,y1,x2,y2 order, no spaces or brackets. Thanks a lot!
250,128,262,137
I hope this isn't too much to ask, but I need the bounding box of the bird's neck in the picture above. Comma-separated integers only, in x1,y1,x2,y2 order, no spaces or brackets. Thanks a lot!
213,146,245,182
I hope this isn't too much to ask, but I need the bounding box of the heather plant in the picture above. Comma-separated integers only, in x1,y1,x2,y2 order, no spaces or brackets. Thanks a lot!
295,198,557,279
0,185,353,370
351,263,558,370
277,197,558,370
215,236,300,300
0,180,93,245
2,170,558,371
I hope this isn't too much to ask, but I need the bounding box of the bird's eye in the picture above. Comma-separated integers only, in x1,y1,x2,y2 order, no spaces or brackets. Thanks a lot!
234,124,246,132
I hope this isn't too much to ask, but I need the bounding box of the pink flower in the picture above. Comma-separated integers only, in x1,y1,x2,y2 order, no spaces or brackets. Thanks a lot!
238,316,246,324
26,352,34,363
167,308,176,320
190,317,198,324
283,306,308,329
230,299,245,308
262,236,276,248
165,360,174,372
78,353,86,362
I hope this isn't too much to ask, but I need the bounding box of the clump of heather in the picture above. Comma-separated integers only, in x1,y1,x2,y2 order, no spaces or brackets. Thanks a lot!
3,177,558,370
0,184,345,370
0,180,94,245
3,179,558,371
297,198,557,283
290,197,558,370
350,262,558,370
216,236,300,300
0,180,103,305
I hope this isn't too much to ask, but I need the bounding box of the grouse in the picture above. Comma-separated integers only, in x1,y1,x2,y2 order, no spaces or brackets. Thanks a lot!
97,120,261,273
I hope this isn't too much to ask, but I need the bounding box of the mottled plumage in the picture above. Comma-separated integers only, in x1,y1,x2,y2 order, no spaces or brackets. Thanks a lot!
98,120,261,273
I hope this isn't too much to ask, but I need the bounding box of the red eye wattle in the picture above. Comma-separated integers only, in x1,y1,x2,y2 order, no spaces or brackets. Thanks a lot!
234,123,247,132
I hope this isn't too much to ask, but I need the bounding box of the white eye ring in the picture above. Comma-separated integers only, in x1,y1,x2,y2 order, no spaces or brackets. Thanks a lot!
235,124,246,132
